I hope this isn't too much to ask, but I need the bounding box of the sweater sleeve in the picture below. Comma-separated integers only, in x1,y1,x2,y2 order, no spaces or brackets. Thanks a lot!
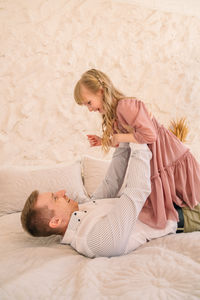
91,143,131,200
87,143,152,257
116,99,157,144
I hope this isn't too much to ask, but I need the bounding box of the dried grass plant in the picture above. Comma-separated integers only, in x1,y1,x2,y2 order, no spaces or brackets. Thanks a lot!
169,117,189,142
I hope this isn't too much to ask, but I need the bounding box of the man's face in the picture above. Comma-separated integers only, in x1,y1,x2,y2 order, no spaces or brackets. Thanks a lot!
35,190,78,230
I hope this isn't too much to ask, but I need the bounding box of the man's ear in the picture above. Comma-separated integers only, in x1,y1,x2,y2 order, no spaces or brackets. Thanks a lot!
49,216,62,229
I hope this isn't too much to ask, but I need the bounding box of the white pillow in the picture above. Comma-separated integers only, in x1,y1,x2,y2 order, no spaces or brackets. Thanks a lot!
81,155,110,196
0,161,88,216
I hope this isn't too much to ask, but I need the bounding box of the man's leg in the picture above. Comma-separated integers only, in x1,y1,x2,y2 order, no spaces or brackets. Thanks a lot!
182,203,200,233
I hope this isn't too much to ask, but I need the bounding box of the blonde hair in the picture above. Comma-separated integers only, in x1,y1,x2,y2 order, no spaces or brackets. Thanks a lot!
21,190,58,237
74,69,125,152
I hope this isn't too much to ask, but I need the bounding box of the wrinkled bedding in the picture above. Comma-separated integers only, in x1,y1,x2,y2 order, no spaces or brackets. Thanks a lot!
1,212,200,300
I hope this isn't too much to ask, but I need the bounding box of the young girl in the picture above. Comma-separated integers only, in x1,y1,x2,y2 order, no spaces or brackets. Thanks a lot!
74,68,200,229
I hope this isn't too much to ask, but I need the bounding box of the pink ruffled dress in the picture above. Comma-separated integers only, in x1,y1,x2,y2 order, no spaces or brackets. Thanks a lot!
116,98,200,229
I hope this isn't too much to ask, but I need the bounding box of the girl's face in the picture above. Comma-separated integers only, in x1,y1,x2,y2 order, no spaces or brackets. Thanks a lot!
80,84,104,114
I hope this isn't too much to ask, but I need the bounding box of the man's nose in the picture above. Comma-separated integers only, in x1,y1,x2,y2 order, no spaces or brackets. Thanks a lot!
55,190,66,197
88,106,93,112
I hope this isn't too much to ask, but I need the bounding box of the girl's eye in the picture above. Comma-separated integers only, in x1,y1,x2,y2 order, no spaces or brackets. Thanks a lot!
87,101,91,106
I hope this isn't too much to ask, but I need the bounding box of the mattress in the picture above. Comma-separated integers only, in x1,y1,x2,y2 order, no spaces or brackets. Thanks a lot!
1,212,200,300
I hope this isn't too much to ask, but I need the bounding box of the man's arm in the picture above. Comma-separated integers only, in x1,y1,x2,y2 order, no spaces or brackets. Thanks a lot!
87,143,152,257
91,143,131,199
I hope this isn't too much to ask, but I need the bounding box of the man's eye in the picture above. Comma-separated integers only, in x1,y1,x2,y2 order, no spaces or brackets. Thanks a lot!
88,101,91,106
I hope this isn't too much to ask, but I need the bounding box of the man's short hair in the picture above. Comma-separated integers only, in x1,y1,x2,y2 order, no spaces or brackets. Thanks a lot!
21,190,58,237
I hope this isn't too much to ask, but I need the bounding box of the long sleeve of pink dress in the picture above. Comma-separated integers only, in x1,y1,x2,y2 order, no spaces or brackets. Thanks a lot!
116,98,200,229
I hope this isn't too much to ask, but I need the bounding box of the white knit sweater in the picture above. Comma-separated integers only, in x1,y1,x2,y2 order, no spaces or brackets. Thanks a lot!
61,143,177,257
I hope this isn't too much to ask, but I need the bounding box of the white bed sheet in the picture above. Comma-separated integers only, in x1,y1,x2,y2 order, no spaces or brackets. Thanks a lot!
0,212,200,300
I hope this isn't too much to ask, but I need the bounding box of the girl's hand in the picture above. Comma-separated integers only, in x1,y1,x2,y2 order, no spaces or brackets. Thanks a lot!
87,135,102,147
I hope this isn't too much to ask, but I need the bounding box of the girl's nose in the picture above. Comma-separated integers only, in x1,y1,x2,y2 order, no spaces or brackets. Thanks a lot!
88,106,93,112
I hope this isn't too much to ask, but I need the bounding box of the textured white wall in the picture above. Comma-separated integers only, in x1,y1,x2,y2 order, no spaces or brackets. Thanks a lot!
0,0,200,166
116,0,200,18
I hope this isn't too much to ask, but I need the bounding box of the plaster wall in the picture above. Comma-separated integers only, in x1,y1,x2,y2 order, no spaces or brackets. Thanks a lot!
0,0,200,166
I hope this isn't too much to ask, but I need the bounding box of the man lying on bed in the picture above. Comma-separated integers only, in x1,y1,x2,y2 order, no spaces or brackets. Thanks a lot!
21,143,185,258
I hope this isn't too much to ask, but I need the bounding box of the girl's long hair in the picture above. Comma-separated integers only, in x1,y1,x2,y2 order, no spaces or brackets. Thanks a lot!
74,69,125,152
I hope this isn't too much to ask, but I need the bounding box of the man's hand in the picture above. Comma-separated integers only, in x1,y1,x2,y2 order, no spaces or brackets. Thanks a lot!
111,133,138,147
87,135,102,147
110,134,120,147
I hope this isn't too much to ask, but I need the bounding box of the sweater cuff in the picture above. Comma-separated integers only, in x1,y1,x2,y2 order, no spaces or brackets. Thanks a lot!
129,143,148,151
118,142,130,148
